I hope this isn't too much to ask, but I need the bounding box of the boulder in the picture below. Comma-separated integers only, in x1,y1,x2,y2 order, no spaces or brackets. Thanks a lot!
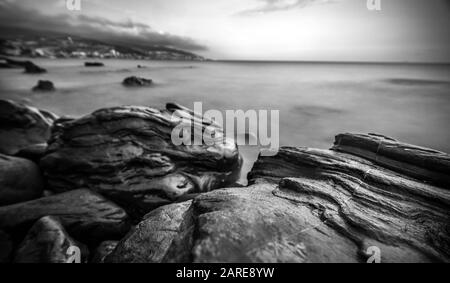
91,241,118,263
0,154,44,206
32,80,55,91
107,134,450,263
14,216,88,263
84,62,104,67
122,76,152,87
40,103,242,216
0,189,130,245
0,230,13,263
0,99,58,155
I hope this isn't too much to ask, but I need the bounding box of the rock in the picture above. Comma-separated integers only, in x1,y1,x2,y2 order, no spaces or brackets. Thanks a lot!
0,230,13,263
14,216,89,263
0,99,58,155
137,65,146,69
0,189,130,245
91,241,118,263
40,103,242,216
14,143,47,163
105,201,193,263
122,76,153,87
23,61,47,74
0,57,47,73
332,133,450,187
84,62,104,67
0,154,43,206
108,134,450,263
32,80,55,91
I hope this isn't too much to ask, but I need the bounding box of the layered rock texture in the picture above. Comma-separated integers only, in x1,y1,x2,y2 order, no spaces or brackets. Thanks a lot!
40,103,242,215
0,100,58,155
107,134,449,263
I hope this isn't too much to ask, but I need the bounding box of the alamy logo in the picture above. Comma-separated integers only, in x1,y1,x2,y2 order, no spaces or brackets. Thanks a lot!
366,246,381,263
66,246,81,263
170,102,279,156
367,0,381,11
66,0,82,11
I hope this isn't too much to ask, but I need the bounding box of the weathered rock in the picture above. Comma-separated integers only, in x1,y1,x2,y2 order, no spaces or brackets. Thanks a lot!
84,62,104,67
122,76,153,87
108,134,450,263
14,216,88,263
91,240,118,263
0,99,58,155
333,133,450,187
0,154,43,206
14,143,47,163
0,189,130,244
106,201,193,263
32,80,55,91
0,230,13,263
40,103,242,216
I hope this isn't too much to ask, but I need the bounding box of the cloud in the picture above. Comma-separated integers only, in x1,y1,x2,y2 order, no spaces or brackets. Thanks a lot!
0,1,207,51
237,0,338,16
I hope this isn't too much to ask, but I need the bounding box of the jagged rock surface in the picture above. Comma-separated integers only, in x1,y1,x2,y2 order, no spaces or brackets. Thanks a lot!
0,189,130,244
40,103,241,215
0,99,58,155
0,154,44,206
13,216,88,263
107,134,450,263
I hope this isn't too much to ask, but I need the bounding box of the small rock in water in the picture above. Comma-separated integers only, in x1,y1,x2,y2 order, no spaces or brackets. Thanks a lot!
14,216,89,263
24,61,46,74
0,57,46,73
0,153,44,206
122,76,153,87
32,80,55,91
84,61,104,67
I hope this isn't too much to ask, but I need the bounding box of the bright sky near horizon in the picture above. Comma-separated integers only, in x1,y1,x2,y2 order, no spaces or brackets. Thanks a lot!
1,0,450,62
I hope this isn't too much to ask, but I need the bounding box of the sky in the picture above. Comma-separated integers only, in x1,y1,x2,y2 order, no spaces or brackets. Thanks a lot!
0,0,449,62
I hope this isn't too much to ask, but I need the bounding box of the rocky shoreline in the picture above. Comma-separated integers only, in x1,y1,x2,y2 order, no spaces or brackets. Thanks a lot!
0,99,449,263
